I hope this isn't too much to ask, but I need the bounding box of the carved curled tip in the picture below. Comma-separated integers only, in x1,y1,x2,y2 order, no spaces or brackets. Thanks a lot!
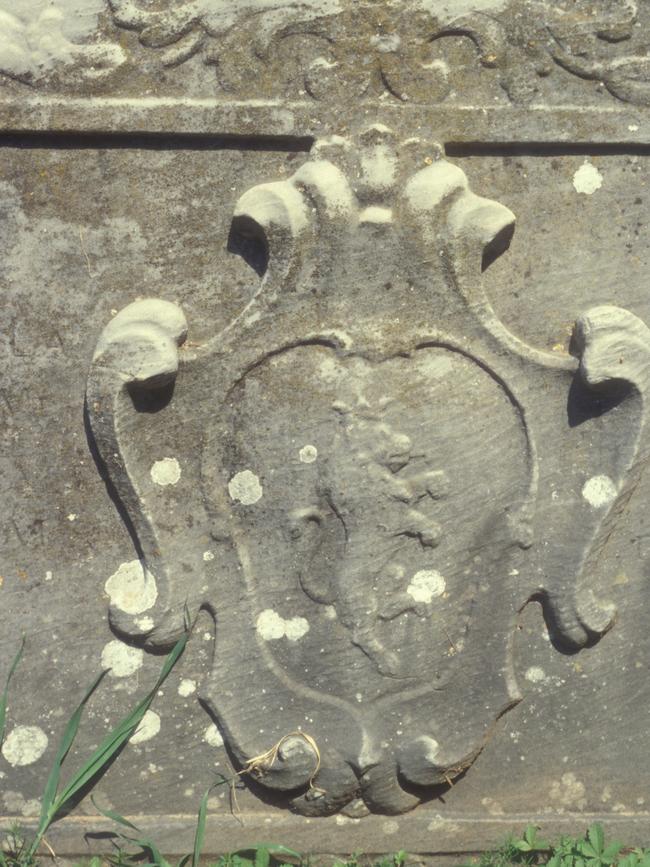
448,194,516,250
575,304,650,387
233,182,310,243
92,299,188,387
404,159,468,213
545,591,615,651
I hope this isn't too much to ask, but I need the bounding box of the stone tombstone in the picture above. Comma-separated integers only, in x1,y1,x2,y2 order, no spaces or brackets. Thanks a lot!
2,0,650,857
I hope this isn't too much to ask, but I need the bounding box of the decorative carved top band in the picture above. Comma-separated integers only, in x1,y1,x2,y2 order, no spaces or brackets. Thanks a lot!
2,0,650,109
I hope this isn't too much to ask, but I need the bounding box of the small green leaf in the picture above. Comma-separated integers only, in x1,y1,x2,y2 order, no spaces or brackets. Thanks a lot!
579,840,598,859
603,842,623,862
254,847,271,867
588,824,605,855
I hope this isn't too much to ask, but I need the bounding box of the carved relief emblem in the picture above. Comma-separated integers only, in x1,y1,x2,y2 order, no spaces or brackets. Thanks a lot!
87,125,650,815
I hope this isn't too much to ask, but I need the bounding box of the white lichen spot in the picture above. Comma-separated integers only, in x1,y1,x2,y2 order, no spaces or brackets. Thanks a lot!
67,513,77,522
228,470,263,505
407,569,446,603
629,124,639,132
178,678,196,697
550,772,587,810
382,820,400,835
256,609,285,640
525,666,547,684
101,639,144,677
299,444,318,464
150,457,181,487
203,550,215,562
284,617,310,641
482,797,505,815
323,605,337,620
1,726,48,767
45,570,53,581
203,723,224,748
573,161,603,195
335,814,360,826
582,475,617,509
256,609,310,642
3,791,41,817
130,710,160,745
105,559,158,615
135,616,154,632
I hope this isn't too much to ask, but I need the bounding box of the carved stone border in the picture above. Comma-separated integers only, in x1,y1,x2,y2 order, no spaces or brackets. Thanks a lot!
1,100,650,143
6,813,650,857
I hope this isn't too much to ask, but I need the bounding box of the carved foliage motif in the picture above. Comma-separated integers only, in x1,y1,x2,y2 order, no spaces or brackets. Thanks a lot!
87,125,650,815
104,0,650,105
3,0,650,105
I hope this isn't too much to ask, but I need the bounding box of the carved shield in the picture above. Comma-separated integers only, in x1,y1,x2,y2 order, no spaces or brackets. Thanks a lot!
87,126,649,815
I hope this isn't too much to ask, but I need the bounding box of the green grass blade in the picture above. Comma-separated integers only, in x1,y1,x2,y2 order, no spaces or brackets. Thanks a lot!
192,783,213,867
91,795,141,832
38,670,106,836
29,632,187,856
130,836,172,867
52,632,187,809
0,636,25,747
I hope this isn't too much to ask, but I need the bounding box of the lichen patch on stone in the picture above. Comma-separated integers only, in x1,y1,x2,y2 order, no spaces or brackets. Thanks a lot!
203,723,224,748
525,666,547,684
101,639,144,677
130,710,161,745
407,569,446,603
299,444,318,463
550,772,587,810
256,609,310,641
582,474,617,509
178,678,197,697
228,469,263,505
150,456,181,487
573,161,603,195
1,725,48,767
105,559,158,614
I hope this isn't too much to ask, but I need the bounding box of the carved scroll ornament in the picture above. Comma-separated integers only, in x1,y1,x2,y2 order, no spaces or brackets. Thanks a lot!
105,0,650,105
87,125,650,815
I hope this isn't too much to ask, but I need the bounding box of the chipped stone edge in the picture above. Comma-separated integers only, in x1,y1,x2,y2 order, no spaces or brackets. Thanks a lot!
4,813,649,856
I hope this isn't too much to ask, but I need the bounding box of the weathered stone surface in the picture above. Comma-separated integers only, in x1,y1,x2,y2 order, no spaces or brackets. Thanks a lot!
1,0,650,856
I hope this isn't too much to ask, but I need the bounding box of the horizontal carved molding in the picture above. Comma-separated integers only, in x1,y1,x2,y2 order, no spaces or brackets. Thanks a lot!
5,813,650,856
1,99,650,143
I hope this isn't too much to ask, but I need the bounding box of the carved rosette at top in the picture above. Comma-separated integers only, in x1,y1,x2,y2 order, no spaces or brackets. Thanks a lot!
87,125,650,816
